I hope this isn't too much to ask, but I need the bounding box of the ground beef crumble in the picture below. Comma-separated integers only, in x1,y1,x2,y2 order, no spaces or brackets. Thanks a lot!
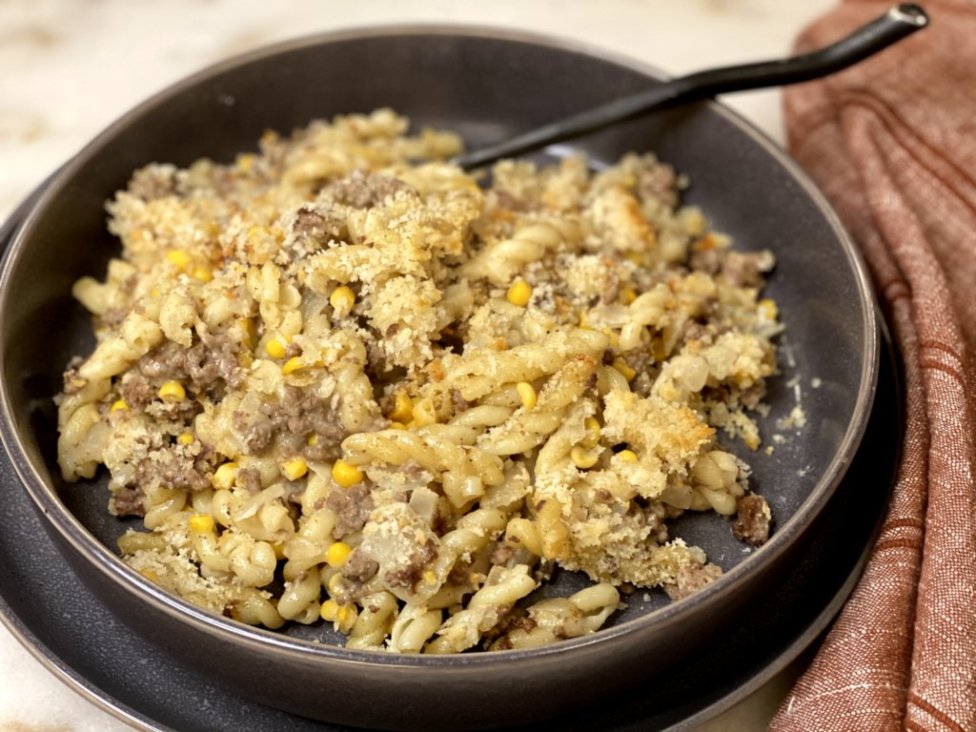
326,170,417,209
483,607,536,650
365,335,389,375
233,385,345,458
133,442,215,493
383,541,437,592
118,371,155,409
341,550,380,584
233,409,276,455
327,483,374,539
138,336,243,392
293,204,348,243
620,347,659,397
490,541,515,567
236,466,262,494
449,388,469,417
663,562,723,601
633,157,679,208
732,494,772,546
335,550,382,604
109,486,145,517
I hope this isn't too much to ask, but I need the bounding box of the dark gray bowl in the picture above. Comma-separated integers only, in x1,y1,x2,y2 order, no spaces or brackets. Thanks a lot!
0,26,878,731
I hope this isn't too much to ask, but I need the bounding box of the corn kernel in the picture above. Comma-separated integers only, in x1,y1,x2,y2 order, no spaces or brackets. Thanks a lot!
422,570,437,585
140,568,160,583
651,337,667,363
329,285,356,314
110,399,128,413
516,382,537,410
617,449,639,463
282,356,304,375
177,432,194,446
426,358,445,382
166,249,191,269
189,513,216,534
570,445,599,470
265,338,287,359
238,318,256,349
388,391,413,423
281,456,308,481
692,233,718,252
582,417,601,447
158,381,186,402
212,462,238,491
612,358,637,382
237,153,256,173
621,288,637,304
320,599,340,622
332,459,364,488
411,397,437,427
506,279,532,307
192,267,213,283
307,434,319,447
759,298,778,320
325,542,352,568
336,604,357,633
327,572,345,596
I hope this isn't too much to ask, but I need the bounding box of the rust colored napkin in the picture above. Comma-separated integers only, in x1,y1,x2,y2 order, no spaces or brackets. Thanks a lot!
771,1,976,730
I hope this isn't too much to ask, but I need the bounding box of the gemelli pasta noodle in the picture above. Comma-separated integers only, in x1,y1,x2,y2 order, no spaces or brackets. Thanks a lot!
56,109,780,653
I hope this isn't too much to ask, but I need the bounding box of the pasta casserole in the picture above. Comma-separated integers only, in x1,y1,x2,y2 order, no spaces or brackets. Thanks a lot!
56,109,780,653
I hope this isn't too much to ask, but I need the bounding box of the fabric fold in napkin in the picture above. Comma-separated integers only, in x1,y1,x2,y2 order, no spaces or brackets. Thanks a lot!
770,1,976,730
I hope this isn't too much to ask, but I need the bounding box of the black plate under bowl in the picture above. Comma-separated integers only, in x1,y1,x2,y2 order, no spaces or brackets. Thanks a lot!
0,26,879,730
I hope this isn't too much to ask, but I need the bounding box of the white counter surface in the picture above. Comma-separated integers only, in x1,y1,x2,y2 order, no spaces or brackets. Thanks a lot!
0,1,834,729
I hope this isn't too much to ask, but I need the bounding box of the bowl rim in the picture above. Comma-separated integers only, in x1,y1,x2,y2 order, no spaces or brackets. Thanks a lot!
0,22,879,668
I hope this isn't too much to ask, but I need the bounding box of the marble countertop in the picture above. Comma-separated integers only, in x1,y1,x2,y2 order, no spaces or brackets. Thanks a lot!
0,0,835,729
